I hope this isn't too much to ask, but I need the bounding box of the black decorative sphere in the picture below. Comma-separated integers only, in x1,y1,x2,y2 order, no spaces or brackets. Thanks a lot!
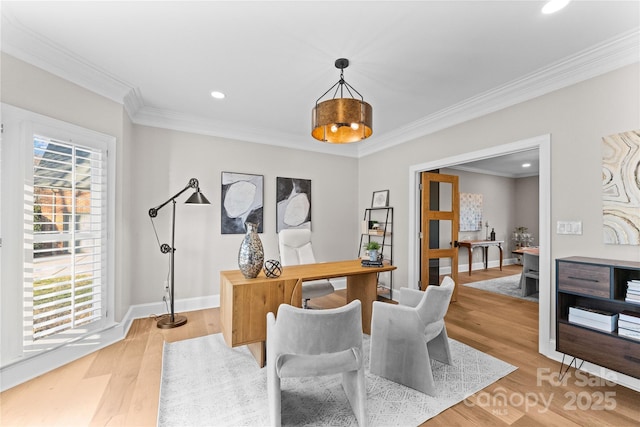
263,259,282,278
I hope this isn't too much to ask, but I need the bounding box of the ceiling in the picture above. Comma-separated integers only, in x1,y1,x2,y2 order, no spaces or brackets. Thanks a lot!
2,1,639,169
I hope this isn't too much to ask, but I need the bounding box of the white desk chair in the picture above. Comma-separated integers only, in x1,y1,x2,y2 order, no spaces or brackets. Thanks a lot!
278,228,335,308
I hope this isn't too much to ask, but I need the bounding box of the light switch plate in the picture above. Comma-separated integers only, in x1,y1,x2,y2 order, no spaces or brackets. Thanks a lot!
557,220,582,235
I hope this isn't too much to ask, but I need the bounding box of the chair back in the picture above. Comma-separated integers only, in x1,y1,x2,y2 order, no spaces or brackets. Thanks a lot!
278,228,317,266
272,300,362,356
416,276,455,325
524,252,539,272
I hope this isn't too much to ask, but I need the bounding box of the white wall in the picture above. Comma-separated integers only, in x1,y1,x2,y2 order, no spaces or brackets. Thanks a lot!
1,51,639,390
442,168,521,269
358,63,639,288
129,125,359,303
358,63,639,389
514,176,539,246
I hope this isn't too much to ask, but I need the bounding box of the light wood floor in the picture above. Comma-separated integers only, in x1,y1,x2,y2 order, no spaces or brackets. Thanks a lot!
2,265,639,426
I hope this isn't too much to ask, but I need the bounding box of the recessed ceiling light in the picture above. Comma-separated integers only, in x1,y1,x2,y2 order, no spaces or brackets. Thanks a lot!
522,163,532,168
542,0,571,14
211,91,225,99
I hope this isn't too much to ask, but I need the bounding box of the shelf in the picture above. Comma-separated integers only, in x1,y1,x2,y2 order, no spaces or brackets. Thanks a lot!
359,207,393,300
556,256,640,380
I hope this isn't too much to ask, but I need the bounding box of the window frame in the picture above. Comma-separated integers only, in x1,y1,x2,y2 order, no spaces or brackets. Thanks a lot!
1,104,116,362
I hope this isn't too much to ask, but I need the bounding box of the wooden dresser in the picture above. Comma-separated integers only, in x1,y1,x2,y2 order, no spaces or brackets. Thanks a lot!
556,256,640,379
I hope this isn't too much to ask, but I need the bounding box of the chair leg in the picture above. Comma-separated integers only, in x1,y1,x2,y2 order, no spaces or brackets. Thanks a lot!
342,369,367,427
370,334,436,396
427,327,452,365
267,369,282,427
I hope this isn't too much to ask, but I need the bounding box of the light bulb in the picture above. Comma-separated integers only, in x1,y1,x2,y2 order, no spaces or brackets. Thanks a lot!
350,123,360,130
330,124,338,133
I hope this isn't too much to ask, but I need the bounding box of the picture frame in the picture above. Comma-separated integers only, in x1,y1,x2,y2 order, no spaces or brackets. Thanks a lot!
221,171,264,234
371,190,389,208
276,177,311,232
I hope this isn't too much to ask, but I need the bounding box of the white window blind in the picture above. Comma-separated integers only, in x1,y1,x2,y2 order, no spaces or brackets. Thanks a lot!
25,135,107,344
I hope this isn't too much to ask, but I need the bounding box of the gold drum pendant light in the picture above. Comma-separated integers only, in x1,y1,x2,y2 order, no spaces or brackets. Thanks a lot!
312,58,373,143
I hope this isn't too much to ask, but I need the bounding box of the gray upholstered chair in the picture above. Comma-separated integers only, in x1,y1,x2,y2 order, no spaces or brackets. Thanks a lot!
266,300,367,427
278,228,335,308
369,276,455,396
520,252,540,296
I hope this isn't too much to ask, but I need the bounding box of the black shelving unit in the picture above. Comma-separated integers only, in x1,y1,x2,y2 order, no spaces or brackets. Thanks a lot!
358,207,393,299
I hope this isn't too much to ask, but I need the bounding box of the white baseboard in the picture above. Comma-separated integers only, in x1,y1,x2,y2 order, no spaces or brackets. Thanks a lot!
0,294,220,392
5,289,638,395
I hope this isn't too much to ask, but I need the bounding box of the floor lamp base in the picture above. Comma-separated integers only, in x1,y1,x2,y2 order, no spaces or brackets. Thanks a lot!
157,314,188,329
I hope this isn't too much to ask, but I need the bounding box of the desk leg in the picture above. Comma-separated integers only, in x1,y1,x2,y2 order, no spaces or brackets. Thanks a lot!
467,247,472,276
483,246,489,270
346,272,377,335
247,342,266,368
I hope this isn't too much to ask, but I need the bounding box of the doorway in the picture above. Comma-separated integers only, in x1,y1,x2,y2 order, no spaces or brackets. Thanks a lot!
408,134,552,355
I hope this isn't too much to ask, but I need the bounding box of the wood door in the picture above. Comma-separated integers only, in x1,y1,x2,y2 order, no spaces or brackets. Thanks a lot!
420,172,460,301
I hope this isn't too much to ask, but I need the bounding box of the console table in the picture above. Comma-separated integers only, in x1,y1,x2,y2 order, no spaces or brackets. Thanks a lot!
458,240,503,275
220,259,396,366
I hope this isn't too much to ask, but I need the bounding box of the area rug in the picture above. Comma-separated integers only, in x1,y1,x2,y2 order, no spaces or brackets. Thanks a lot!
158,333,516,426
464,274,539,302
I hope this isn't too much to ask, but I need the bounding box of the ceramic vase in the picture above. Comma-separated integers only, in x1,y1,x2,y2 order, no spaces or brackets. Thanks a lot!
238,222,264,279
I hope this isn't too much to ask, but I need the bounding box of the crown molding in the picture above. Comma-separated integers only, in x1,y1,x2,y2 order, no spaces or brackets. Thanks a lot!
1,13,135,105
357,28,640,158
2,11,637,159
133,106,360,158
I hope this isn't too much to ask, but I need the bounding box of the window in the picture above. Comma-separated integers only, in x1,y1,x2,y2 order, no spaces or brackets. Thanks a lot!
1,104,115,359
27,136,107,343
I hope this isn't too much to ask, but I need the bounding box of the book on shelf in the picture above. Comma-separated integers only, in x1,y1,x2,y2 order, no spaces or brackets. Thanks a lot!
619,311,640,324
618,328,640,341
627,281,640,291
568,306,618,332
618,319,640,332
361,259,383,267
569,306,618,322
625,292,640,301
568,316,617,332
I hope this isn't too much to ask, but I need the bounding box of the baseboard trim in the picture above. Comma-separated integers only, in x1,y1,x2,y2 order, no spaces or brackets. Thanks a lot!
0,294,221,392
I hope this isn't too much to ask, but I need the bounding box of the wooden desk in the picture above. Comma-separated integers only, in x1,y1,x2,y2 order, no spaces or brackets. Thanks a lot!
458,240,503,275
512,247,539,256
220,259,396,366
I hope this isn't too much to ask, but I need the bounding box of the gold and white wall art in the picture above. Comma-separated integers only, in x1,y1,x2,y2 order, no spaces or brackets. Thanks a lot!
602,130,640,245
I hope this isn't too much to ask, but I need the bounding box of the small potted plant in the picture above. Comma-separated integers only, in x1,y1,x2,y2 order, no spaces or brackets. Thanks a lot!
364,241,381,261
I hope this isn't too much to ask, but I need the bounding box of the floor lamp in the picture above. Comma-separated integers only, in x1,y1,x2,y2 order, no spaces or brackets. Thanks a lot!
148,178,210,329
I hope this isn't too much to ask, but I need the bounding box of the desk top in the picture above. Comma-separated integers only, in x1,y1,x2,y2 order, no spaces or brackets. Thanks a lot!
458,240,504,247
220,259,396,284
513,247,539,255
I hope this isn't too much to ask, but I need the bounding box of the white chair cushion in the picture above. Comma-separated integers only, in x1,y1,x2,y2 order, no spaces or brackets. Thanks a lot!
276,347,361,378
302,279,334,299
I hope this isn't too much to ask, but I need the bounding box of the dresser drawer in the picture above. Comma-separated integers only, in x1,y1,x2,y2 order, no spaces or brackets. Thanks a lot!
557,323,640,379
558,262,610,298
